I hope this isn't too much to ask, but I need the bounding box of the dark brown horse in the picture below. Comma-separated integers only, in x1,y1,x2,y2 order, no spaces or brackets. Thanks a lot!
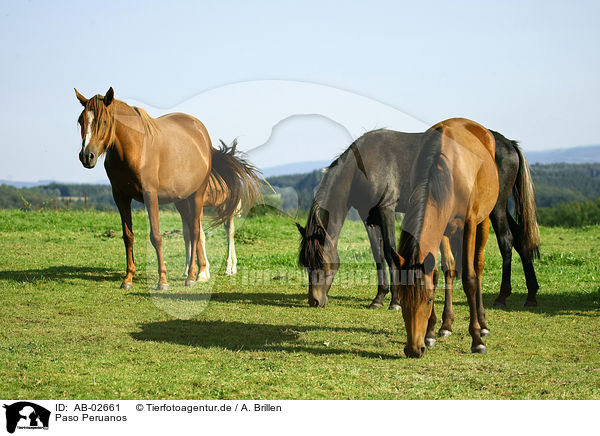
75,87,262,290
392,118,499,357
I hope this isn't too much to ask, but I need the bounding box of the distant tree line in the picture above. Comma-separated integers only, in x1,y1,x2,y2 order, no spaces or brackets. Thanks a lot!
531,163,600,207
537,197,600,227
2,163,600,227
0,183,138,211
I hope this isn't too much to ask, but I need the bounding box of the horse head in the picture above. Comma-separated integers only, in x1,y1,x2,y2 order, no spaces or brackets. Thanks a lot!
75,87,115,168
393,250,438,358
297,205,340,308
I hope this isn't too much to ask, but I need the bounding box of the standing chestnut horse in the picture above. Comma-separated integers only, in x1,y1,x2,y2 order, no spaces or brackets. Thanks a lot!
392,118,499,358
75,87,262,290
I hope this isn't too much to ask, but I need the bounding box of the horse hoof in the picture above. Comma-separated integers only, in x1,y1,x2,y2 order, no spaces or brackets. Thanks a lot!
471,344,487,354
425,338,436,348
438,329,452,337
185,280,196,287
157,283,170,291
388,304,401,311
480,329,490,338
492,300,507,308
368,302,383,309
120,282,133,290
198,271,210,282
523,300,538,307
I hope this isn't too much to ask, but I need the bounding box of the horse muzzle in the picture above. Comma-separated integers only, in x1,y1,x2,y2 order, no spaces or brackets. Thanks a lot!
308,293,328,308
79,150,98,168
404,344,427,358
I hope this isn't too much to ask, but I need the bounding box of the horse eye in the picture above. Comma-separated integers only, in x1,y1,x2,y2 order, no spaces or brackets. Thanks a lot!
427,297,434,303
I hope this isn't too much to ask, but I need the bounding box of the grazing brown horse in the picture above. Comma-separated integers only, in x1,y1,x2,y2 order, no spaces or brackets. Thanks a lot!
392,118,499,358
75,87,262,290
297,128,539,311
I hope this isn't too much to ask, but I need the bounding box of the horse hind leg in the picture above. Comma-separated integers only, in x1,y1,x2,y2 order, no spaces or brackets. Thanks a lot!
224,216,237,275
475,218,491,338
490,208,514,308
508,213,540,307
175,201,192,278
196,208,210,282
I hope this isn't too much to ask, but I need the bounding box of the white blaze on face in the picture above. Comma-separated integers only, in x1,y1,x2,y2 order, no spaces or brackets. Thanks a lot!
84,111,94,147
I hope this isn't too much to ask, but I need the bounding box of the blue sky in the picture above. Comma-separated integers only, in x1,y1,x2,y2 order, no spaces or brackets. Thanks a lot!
1,1,599,182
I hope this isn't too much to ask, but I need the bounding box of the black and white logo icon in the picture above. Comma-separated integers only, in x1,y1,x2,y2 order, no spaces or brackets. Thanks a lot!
3,402,50,434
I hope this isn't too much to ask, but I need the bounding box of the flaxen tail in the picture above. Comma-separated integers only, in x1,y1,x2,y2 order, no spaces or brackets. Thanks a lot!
208,139,264,227
511,142,540,260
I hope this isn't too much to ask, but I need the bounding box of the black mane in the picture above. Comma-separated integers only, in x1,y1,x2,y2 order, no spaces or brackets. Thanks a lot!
298,201,329,269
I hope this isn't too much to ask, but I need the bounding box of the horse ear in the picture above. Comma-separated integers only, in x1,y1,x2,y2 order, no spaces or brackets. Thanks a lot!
104,87,114,106
391,249,405,269
295,222,306,237
423,252,436,274
74,88,87,106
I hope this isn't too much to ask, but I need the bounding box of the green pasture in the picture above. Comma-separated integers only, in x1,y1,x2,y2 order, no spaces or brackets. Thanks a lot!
0,209,598,399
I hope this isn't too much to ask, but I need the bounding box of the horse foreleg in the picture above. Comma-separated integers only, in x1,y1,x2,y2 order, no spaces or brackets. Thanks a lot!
144,191,169,290
425,268,439,348
113,190,135,290
364,217,388,309
380,208,401,311
462,219,486,354
438,235,455,337
224,216,237,275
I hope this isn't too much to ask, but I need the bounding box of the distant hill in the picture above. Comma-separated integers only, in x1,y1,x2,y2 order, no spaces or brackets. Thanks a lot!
0,179,58,188
261,160,330,177
525,145,600,164
0,179,110,188
260,145,600,178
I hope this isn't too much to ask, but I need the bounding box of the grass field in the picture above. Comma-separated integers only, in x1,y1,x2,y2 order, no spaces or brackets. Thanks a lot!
0,209,598,399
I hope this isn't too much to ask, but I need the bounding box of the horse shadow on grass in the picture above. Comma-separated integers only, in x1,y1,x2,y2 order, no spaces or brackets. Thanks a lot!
131,319,400,359
459,288,600,317
128,290,307,308
0,266,123,284
211,289,369,308
129,288,368,308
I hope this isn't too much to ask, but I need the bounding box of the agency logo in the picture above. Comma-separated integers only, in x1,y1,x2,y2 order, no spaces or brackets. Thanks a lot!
3,402,50,434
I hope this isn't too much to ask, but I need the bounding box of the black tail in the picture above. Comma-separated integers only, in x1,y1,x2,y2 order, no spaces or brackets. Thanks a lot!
208,139,264,227
511,142,541,260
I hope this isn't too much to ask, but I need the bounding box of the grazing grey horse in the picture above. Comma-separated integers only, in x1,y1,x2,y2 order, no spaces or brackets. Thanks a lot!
297,128,539,309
